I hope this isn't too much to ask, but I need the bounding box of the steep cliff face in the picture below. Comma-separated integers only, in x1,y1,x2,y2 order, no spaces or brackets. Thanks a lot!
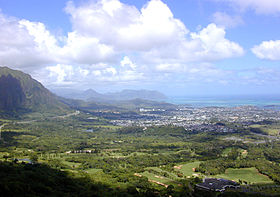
0,74,25,110
0,67,68,114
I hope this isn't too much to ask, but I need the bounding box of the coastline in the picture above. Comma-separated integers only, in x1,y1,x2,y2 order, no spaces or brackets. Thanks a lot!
166,95,280,107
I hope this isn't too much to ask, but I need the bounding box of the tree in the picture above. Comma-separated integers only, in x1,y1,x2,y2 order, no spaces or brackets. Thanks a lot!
30,153,38,163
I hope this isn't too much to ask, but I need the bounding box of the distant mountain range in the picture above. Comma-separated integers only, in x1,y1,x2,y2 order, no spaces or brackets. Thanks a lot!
57,88,173,112
52,88,167,102
0,67,69,116
60,97,175,113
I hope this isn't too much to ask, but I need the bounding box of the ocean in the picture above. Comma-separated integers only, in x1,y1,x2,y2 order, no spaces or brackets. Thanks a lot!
166,95,280,107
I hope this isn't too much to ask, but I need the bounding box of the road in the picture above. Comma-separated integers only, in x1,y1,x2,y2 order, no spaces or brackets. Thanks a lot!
17,110,80,124
0,124,5,130
0,123,7,139
17,120,37,124
254,133,280,140
0,110,80,140
53,110,80,119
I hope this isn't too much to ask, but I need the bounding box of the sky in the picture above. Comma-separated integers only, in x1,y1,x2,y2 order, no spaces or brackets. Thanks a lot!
0,0,279,96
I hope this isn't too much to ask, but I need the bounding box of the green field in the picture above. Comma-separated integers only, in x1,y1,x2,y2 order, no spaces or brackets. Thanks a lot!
140,171,177,186
146,167,179,180
86,168,103,174
177,161,201,177
214,167,274,184
61,160,82,168
250,124,280,135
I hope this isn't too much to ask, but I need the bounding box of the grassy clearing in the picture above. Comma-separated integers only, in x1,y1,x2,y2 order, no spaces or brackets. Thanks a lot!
214,167,274,184
221,147,232,156
177,161,201,177
146,167,179,180
140,171,176,185
81,125,121,130
15,135,37,141
0,152,9,161
87,171,127,188
86,168,103,174
61,160,81,168
250,124,280,135
221,148,248,159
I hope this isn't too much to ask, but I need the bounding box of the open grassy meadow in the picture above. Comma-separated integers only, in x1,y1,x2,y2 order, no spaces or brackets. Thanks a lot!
176,161,201,177
86,168,103,174
146,167,180,179
250,124,280,136
214,167,274,184
139,171,178,186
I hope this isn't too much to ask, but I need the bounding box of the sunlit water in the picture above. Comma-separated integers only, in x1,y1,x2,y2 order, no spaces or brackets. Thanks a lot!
166,95,280,107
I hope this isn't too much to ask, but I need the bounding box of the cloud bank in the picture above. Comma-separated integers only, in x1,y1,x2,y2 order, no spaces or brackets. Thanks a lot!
0,0,248,89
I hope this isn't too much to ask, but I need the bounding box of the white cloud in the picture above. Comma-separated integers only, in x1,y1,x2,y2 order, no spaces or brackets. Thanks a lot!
19,20,58,52
0,11,118,71
59,31,116,64
118,56,143,81
63,0,245,80
65,0,243,65
189,23,244,60
211,12,243,28
65,0,188,51
46,64,75,85
0,0,246,89
105,67,117,76
78,67,90,76
144,23,244,65
120,56,136,70
155,63,183,72
0,13,56,68
213,0,280,15
252,40,280,60
40,56,143,87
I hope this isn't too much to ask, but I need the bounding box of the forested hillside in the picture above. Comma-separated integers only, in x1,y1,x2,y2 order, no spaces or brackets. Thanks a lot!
0,67,69,116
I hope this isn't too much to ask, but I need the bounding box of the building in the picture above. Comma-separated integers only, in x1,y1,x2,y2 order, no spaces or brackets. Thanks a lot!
196,178,240,192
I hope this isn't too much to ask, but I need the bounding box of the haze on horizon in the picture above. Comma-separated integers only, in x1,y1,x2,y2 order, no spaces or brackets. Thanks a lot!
0,0,279,96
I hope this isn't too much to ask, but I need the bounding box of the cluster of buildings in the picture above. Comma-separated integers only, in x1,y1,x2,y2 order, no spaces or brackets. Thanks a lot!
196,178,240,192
66,149,97,154
111,106,280,131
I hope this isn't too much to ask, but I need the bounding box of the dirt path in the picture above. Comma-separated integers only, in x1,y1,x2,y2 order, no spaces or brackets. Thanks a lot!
154,175,165,179
133,173,169,188
149,180,168,188
134,173,142,177
174,165,182,170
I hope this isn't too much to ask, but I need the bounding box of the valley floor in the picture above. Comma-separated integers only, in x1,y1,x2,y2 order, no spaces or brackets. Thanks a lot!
1,108,280,196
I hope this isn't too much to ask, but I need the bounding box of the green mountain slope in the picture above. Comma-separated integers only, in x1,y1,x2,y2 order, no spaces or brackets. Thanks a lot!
0,67,69,116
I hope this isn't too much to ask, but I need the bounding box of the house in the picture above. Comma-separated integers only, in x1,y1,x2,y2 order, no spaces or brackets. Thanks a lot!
14,158,34,164
196,178,240,192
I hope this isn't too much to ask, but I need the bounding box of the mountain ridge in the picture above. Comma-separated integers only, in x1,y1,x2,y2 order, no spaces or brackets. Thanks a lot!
52,88,167,102
0,67,69,116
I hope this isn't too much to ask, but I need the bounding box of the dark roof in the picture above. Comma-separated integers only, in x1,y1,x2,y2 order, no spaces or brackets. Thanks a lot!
196,178,239,191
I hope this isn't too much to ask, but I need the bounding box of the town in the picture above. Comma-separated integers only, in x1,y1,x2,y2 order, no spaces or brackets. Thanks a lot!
111,105,280,132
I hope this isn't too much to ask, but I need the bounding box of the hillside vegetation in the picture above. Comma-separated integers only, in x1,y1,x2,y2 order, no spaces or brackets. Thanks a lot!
0,67,69,117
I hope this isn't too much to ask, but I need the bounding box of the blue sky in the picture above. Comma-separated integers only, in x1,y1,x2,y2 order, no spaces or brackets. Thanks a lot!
0,0,279,96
